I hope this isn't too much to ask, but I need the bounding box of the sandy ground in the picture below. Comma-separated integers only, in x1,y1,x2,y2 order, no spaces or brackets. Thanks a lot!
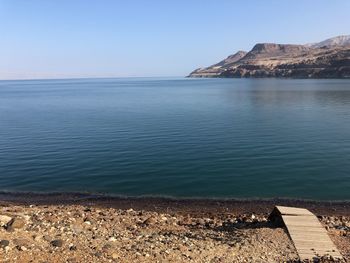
0,195,349,262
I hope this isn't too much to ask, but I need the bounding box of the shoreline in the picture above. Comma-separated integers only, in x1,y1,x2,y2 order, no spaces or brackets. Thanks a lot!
1,191,350,217
1,192,349,262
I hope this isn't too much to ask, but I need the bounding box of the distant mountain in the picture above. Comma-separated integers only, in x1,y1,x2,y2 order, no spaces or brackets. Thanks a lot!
306,35,350,48
190,51,247,77
212,51,247,67
242,43,308,60
189,35,350,78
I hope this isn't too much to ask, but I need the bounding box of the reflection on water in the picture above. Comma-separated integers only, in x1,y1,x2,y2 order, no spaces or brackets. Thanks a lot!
223,79,350,107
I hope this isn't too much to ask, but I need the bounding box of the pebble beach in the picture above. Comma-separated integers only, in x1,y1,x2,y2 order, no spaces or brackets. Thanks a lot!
0,195,349,262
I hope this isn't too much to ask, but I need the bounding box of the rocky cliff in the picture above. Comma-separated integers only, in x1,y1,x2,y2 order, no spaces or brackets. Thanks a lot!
188,35,350,78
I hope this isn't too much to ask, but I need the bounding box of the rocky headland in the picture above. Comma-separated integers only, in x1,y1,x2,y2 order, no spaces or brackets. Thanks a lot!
188,35,350,78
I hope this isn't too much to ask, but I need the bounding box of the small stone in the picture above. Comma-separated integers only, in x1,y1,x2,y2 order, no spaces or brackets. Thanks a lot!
69,245,77,251
0,240,10,248
112,253,118,259
13,238,30,248
6,217,26,230
179,216,192,225
71,224,83,234
0,215,12,226
20,246,27,251
197,218,205,225
127,224,137,231
33,235,42,241
50,239,63,247
102,243,113,252
143,217,157,225
43,235,52,242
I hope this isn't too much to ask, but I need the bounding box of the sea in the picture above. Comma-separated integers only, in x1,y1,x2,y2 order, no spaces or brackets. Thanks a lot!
1,77,350,200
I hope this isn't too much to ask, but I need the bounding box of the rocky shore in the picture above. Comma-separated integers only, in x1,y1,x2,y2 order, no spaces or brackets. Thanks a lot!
188,35,350,79
0,195,349,262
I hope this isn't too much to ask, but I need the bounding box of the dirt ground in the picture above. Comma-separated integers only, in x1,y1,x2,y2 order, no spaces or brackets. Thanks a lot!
0,195,349,262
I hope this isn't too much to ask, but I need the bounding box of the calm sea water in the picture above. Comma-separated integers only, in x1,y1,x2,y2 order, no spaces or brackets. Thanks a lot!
0,78,350,200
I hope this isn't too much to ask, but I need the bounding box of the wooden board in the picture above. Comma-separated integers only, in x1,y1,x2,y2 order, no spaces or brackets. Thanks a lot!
272,206,342,260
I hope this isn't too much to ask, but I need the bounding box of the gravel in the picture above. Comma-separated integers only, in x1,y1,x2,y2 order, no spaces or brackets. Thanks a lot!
0,203,348,262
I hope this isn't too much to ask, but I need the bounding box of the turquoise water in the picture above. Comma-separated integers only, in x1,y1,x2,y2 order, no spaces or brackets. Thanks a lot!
0,78,350,200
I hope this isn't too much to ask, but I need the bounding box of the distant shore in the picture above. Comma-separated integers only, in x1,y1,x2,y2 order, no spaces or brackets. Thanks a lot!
188,36,350,79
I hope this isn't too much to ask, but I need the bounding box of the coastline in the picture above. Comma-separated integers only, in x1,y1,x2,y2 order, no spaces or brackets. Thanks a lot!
1,192,349,262
1,191,350,216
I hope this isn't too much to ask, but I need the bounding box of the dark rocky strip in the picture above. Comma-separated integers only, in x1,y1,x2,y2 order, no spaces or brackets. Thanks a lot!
0,191,349,217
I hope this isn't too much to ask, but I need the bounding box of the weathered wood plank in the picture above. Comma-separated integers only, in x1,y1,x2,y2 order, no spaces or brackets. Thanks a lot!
271,206,342,261
275,206,314,216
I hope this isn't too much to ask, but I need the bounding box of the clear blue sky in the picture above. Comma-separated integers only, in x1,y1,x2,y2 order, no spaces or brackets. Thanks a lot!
1,0,349,79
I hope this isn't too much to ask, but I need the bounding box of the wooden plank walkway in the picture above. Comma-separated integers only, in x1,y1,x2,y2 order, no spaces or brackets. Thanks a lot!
270,206,342,261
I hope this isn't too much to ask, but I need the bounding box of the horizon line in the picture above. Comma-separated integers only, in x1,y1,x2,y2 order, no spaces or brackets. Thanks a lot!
0,76,186,82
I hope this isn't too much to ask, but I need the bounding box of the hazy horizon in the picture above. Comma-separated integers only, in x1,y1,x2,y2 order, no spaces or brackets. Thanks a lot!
1,0,349,80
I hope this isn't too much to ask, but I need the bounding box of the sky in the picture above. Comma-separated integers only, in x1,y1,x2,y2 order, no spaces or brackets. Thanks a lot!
0,0,349,80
